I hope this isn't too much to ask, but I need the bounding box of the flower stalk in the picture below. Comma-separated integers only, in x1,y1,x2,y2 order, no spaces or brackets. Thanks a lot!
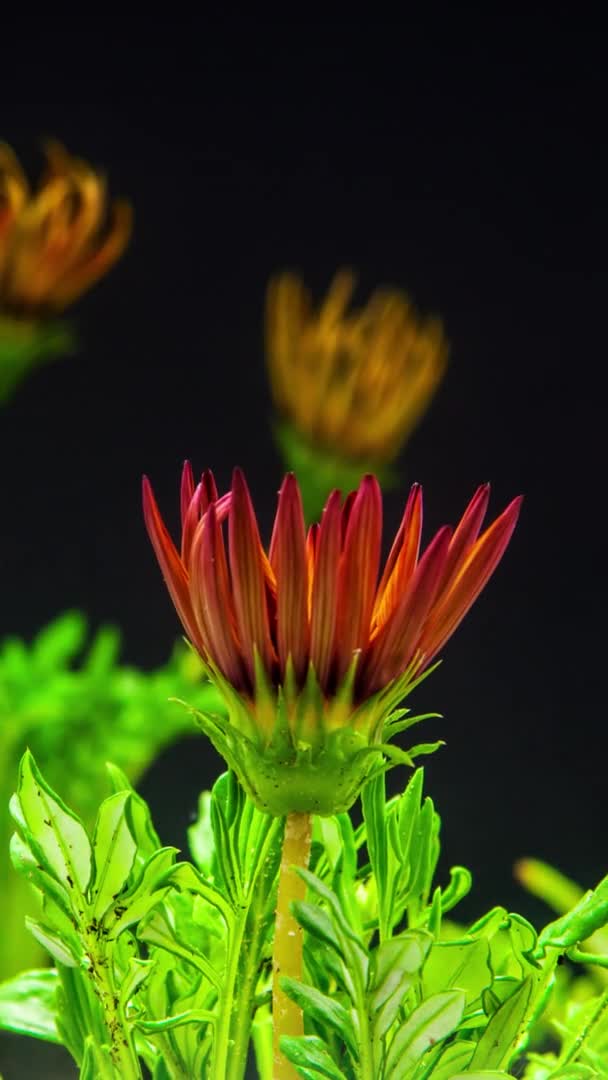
273,811,312,1079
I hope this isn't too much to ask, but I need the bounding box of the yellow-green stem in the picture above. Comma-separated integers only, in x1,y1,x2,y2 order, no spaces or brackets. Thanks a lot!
273,812,312,1079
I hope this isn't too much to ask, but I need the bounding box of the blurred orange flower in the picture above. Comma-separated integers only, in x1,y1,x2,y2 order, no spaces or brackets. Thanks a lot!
0,140,131,315
266,271,447,464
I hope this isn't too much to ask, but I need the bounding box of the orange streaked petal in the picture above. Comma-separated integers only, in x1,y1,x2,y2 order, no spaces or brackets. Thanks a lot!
436,483,490,595
418,495,523,663
228,468,275,681
269,474,309,680
372,483,423,631
335,475,383,681
305,523,318,618
363,525,452,691
309,489,342,687
141,476,205,657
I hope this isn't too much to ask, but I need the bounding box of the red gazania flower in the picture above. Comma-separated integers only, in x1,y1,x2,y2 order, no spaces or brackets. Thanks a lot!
143,467,521,814
144,466,520,696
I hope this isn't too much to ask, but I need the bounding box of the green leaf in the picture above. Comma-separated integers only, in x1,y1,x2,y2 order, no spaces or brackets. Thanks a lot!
384,989,466,1078
90,792,137,921
188,791,215,875
280,977,358,1057
292,900,344,959
138,908,222,990
451,1073,513,1079
0,969,59,1042
13,750,92,896
136,1008,215,1033
362,773,389,908
80,1035,116,1080
537,874,608,955
439,866,472,913
104,764,162,861
109,847,177,939
167,861,233,926
423,938,492,1005
25,917,85,968
425,1039,475,1079
371,931,433,1040
280,1035,348,1079
469,975,534,1069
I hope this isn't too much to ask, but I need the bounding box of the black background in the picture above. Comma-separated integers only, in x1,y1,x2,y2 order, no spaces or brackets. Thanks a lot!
1,16,606,1077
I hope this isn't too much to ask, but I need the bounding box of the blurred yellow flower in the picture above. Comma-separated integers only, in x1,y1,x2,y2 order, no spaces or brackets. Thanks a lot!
266,270,447,464
0,140,131,315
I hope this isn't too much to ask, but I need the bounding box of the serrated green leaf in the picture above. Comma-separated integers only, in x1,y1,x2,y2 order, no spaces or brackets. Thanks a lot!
384,989,466,1078
281,977,358,1057
14,751,92,896
0,969,59,1042
280,1035,348,1079
90,792,137,921
469,975,534,1069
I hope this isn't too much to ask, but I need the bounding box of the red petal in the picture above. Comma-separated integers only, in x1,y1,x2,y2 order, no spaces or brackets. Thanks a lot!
180,461,195,528
142,476,206,656
228,468,275,682
181,482,203,564
190,501,246,689
335,475,383,682
418,495,523,663
363,525,452,691
309,490,342,688
200,469,219,514
269,475,309,680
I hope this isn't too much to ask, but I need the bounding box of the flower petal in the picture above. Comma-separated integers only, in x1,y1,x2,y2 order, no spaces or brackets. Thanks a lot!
309,489,342,688
190,501,246,689
180,461,195,527
335,475,382,682
417,495,523,663
228,468,275,682
141,476,205,656
372,482,423,632
436,483,490,594
363,525,452,692
269,474,309,680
